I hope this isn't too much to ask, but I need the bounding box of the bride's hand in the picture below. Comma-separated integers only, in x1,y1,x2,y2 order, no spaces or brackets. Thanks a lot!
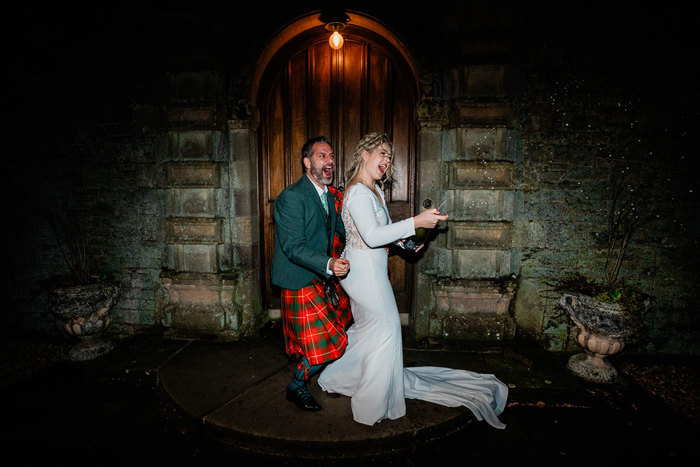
413,209,448,229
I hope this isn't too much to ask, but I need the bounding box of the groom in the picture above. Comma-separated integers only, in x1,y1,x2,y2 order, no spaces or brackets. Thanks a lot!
272,136,352,411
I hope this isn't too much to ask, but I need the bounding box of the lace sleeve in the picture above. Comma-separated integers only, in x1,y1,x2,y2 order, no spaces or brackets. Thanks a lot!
346,189,415,248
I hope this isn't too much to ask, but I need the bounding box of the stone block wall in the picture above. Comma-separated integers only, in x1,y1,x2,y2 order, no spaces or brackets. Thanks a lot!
6,1,697,354
154,69,264,340
510,6,700,353
6,129,167,336
405,0,524,345
413,63,522,344
408,0,698,353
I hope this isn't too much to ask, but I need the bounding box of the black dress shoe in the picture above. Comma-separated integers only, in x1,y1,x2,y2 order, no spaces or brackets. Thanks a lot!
286,387,322,411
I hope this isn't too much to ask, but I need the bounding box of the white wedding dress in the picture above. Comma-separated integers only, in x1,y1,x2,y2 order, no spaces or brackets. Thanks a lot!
318,183,508,429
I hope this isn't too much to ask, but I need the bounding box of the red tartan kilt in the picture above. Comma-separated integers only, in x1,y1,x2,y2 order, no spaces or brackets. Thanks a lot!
281,278,352,368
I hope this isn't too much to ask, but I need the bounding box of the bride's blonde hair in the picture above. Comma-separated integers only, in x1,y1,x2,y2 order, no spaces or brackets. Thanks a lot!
345,132,395,189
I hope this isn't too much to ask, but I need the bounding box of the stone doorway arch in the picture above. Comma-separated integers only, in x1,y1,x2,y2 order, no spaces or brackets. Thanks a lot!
249,10,422,325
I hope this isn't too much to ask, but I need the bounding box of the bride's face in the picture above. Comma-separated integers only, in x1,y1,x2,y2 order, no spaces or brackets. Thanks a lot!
361,143,393,182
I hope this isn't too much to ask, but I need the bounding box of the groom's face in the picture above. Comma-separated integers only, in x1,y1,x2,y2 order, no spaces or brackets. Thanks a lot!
304,142,335,187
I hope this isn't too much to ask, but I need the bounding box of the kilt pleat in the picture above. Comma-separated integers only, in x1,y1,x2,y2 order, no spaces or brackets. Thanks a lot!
281,278,352,370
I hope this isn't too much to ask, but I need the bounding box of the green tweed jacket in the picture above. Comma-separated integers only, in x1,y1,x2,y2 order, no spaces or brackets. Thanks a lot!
271,174,345,290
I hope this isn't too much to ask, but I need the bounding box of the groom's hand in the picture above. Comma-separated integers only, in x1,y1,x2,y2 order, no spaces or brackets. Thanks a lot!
330,258,350,276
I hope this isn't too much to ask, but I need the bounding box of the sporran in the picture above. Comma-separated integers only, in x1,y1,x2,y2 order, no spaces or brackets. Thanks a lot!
324,278,340,309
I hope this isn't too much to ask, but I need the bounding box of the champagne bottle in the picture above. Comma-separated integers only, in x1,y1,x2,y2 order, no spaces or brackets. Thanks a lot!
404,199,433,251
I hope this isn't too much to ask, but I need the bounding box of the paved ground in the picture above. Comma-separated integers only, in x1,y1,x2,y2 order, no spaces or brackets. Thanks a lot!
1,327,699,465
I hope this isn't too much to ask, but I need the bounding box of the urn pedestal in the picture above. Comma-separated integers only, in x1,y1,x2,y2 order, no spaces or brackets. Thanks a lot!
559,293,635,384
49,281,121,361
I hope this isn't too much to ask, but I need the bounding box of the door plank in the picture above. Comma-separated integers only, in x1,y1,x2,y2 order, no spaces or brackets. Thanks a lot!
261,36,416,315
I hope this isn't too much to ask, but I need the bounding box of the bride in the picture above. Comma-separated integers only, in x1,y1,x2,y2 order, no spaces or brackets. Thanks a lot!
317,133,508,429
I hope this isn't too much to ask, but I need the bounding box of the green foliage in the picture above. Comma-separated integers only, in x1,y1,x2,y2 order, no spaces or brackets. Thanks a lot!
595,284,645,328
554,161,655,333
595,288,621,302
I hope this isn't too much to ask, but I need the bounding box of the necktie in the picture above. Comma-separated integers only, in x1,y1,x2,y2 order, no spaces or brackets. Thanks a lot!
320,191,329,215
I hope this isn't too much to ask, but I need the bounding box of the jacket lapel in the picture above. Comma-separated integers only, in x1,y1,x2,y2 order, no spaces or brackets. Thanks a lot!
301,175,328,219
301,175,337,255
328,191,337,232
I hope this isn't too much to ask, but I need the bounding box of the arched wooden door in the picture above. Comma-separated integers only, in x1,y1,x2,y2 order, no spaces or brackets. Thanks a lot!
259,26,417,317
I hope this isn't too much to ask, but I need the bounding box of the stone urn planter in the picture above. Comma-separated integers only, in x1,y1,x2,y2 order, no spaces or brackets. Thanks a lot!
559,293,637,383
49,280,121,361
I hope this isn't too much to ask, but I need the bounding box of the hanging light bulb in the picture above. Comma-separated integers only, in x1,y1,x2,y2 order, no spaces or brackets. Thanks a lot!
329,30,344,49
324,19,348,50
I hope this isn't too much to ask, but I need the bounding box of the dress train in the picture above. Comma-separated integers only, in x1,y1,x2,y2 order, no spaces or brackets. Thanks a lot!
318,183,507,428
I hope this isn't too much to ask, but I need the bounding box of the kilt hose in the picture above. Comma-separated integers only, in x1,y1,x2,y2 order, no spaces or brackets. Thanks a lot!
281,277,352,376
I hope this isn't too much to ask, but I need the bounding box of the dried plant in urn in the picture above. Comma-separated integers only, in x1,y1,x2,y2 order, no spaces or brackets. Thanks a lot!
557,170,652,383
46,209,121,361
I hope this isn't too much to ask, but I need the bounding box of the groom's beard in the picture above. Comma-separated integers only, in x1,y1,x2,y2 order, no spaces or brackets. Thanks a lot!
310,164,333,186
